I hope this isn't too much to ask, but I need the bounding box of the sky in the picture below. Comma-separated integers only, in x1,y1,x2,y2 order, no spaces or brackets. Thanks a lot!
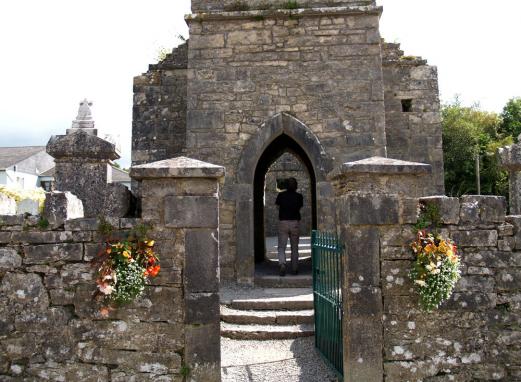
0,0,519,168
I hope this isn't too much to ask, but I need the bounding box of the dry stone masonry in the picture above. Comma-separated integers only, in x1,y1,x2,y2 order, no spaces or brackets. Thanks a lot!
333,158,521,381
0,157,224,381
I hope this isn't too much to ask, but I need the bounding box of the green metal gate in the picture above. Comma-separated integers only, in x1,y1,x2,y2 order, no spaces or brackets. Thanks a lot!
311,230,344,379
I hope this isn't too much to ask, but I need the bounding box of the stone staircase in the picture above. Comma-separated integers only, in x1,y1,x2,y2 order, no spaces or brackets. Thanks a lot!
220,287,315,340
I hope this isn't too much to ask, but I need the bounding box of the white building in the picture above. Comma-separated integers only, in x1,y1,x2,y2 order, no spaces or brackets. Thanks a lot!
0,146,54,190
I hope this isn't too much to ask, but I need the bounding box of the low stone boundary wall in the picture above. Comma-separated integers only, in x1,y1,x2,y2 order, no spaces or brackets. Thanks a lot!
381,195,521,381
0,157,224,381
337,193,521,381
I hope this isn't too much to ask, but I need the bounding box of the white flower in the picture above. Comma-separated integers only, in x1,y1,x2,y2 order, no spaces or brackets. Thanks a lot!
98,283,114,295
431,269,441,275
414,280,426,287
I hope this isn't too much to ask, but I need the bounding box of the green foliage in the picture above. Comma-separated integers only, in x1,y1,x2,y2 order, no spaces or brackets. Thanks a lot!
156,47,169,63
414,203,441,232
499,97,521,142
37,217,49,230
180,365,190,377
411,255,461,312
442,99,510,197
111,260,147,305
98,217,115,238
283,0,299,9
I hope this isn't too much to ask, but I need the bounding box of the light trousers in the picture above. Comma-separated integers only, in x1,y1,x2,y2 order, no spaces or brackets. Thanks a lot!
277,220,300,271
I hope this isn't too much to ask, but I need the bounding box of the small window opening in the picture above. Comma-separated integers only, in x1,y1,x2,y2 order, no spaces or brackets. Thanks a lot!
401,99,413,113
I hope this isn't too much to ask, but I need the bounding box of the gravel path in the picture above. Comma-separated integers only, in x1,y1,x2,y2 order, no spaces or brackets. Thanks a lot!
221,337,339,382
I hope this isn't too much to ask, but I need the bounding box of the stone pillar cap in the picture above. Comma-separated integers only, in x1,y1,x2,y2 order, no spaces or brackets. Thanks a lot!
329,156,432,179
498,144,521,170
130,157,225,180
46,130,120,161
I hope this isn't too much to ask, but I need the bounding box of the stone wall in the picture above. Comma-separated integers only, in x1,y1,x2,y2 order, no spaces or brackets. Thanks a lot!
0,216,181,381
264,152,312,237
334,180,521,380
191,0,374,12
382,42,444,194
0,157,224,381
185,4,386,281
381,195,521,381
132,43,188,166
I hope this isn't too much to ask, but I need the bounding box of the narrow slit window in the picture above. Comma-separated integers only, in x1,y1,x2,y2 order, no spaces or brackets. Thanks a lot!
401,99,413,113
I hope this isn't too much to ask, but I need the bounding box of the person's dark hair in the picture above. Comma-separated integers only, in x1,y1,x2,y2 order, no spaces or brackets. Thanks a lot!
287,177,298,192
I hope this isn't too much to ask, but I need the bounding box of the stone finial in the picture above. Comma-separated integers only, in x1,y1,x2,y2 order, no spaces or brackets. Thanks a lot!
68,98,97,135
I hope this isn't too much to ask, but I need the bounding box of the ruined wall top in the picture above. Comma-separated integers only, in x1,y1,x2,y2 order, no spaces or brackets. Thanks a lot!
191,0,375,13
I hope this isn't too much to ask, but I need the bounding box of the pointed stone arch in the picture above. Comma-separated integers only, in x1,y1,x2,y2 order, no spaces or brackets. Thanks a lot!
235,113,334,284
237,113,333,185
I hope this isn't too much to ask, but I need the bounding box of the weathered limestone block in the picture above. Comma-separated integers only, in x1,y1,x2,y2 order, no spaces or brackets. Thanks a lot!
0,272,49,312
11,231,73,244
460,195,506,224
0,248,22,271
44,191,84,227
103,183,132,217
340,193,400,225
23,243,83,265
420,196,460,225
0,194,16,215
26,363,109,382
16,199,40,216
451,230,498,247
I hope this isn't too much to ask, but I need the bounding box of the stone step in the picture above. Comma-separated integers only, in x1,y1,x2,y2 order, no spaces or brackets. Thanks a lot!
255,274,312,288
221,322,315,340
230,296,314,311
221,306,314,325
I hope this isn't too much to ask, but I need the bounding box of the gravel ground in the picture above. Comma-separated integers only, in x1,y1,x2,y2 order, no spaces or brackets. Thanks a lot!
221,337,339,382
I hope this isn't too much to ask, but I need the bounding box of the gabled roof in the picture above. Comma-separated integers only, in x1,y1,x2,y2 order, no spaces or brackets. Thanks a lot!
37,165,131,183
111,166,131,183
0,146,47,170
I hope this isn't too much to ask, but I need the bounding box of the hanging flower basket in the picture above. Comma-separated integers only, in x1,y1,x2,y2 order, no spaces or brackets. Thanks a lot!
409,230,461,312
94,238,160,306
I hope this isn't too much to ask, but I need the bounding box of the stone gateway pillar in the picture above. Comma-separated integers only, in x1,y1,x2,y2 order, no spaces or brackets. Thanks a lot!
131,156,225,382
331,156,431,382
499,141,521,214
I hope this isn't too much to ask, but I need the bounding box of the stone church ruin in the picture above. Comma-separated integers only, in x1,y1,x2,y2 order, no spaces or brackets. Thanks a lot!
2,1,520,381
133,0,444,284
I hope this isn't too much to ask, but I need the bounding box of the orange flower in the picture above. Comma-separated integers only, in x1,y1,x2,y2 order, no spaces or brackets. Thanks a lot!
106,247,112,254
149,265,160,277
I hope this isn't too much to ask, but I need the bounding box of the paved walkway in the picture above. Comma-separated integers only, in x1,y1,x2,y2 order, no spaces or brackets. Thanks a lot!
221,337,339,382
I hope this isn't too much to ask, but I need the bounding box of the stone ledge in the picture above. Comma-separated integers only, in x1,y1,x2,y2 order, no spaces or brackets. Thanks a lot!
186,5,382,22
330,156,432,178
130,157,225,180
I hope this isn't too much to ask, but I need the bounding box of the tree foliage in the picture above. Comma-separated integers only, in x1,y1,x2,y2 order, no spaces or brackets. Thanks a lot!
499,97,521,141
442,99,511,197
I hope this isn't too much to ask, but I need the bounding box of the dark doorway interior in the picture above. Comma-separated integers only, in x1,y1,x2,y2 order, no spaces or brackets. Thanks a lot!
253,134,317,266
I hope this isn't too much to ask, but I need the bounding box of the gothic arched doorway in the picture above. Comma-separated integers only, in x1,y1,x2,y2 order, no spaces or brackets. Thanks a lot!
235,113,333,284
253,135,317,274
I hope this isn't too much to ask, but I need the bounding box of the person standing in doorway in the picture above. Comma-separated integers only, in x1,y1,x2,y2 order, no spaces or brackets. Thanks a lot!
276,177,303,276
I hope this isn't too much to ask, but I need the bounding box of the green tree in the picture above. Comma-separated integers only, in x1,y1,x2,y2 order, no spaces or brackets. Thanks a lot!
442,100,510,197
499,97,521,141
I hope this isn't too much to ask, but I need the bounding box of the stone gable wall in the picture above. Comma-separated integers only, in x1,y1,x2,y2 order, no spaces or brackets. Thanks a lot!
132,42,188,166
186,8,386,279
382,42,445,194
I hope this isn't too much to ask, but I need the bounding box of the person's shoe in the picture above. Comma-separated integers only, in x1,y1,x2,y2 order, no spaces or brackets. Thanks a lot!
279,264,286,277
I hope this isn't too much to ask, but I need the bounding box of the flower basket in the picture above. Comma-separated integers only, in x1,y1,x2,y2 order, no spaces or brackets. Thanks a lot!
410,230,461,312
93,237,160,306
